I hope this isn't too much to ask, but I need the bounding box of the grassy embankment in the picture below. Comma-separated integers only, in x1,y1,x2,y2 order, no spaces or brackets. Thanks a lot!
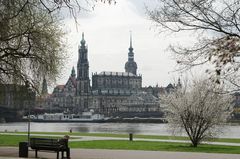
71,140,240,154
1,132,240,154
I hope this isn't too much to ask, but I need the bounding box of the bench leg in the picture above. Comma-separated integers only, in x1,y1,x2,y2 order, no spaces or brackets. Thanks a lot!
57,151,59,159
35,150,38,158
61,150,64,158
61,149,70,159
67,148,70,159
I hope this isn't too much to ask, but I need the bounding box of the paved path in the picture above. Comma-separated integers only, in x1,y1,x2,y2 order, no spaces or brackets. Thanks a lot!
0,147,240,159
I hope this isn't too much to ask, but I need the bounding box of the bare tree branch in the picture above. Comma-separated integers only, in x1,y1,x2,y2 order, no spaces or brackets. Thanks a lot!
148,0,240,90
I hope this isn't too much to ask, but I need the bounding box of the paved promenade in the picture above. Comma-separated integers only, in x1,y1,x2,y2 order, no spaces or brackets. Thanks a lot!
1,147,240,159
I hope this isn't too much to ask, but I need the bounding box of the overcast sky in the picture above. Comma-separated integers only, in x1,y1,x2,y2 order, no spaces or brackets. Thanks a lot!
55,0,195,89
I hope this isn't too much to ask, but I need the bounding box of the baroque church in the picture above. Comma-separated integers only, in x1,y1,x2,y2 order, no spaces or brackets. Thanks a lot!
43,33,180,117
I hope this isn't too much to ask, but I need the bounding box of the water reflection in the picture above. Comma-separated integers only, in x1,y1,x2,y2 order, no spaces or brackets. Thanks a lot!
0,122,169,135
125,123,140,134
73,126,89,133
0,122,240,138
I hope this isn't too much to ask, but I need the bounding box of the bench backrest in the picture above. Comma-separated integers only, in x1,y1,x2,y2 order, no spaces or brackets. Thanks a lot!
30,138,68,150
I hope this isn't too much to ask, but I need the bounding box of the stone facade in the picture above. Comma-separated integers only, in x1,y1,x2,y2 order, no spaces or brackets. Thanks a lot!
92,71,142,90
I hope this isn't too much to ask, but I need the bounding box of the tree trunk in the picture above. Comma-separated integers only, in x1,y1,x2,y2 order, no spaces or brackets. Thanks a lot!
191,139,199,147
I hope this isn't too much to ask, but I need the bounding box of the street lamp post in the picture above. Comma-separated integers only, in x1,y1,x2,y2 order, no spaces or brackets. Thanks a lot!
25,82,33,147
27,103,30,146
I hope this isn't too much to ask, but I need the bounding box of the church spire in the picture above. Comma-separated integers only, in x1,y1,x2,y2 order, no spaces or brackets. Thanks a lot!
71,66,76,77
128,31,134,62
81,32,86,46
77,32,89,79
41,77,48,95
125,31,137,75
129,31,133,52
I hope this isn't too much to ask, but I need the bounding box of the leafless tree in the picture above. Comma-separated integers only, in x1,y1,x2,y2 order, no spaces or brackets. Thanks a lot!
162,79,233,147
148,0,240,90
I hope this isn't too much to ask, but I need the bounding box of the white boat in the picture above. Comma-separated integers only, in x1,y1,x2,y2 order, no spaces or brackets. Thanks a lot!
23,111,105,122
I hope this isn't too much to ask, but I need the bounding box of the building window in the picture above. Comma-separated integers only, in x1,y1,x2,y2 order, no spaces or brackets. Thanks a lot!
84,99,88,109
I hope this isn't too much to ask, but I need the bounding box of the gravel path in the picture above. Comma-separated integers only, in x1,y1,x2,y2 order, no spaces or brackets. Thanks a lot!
0,147,240,159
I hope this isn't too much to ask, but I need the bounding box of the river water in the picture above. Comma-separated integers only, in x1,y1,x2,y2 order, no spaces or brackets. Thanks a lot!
0,122,240,138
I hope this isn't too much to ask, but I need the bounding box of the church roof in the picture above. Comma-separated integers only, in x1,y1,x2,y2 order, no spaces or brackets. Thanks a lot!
166,83,174,89
67,76,77,88
98,71,137,77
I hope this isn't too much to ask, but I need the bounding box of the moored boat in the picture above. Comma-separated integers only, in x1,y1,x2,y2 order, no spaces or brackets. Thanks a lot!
22,111,105,122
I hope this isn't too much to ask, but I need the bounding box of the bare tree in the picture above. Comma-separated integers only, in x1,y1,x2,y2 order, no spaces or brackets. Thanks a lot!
147,0,240,89
162,79,233,147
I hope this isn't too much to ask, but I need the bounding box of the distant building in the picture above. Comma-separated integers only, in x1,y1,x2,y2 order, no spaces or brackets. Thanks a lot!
46,33,180,117
0,84,35,121
232,92,240,119
50,67,78,112
121,92,159,112
0,84,35,109
35,77,53,113
41,78,48,96
234,92,240,108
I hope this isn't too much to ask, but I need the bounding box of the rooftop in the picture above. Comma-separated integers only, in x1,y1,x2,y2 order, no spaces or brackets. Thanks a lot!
95,71,140,77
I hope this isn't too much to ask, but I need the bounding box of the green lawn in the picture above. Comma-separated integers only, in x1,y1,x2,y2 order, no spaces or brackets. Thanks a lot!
0,135,28,146
1,134,240,154
3,131,240,143
0,135,60,146
69,140,240,154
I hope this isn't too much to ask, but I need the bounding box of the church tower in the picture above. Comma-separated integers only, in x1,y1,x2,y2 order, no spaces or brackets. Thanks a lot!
76,33,91,112
41,77,48,96
71,66,76,78
125,32,137,75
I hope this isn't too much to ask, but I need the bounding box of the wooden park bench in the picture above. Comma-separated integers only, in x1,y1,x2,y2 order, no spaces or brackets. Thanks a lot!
30,137,70,159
